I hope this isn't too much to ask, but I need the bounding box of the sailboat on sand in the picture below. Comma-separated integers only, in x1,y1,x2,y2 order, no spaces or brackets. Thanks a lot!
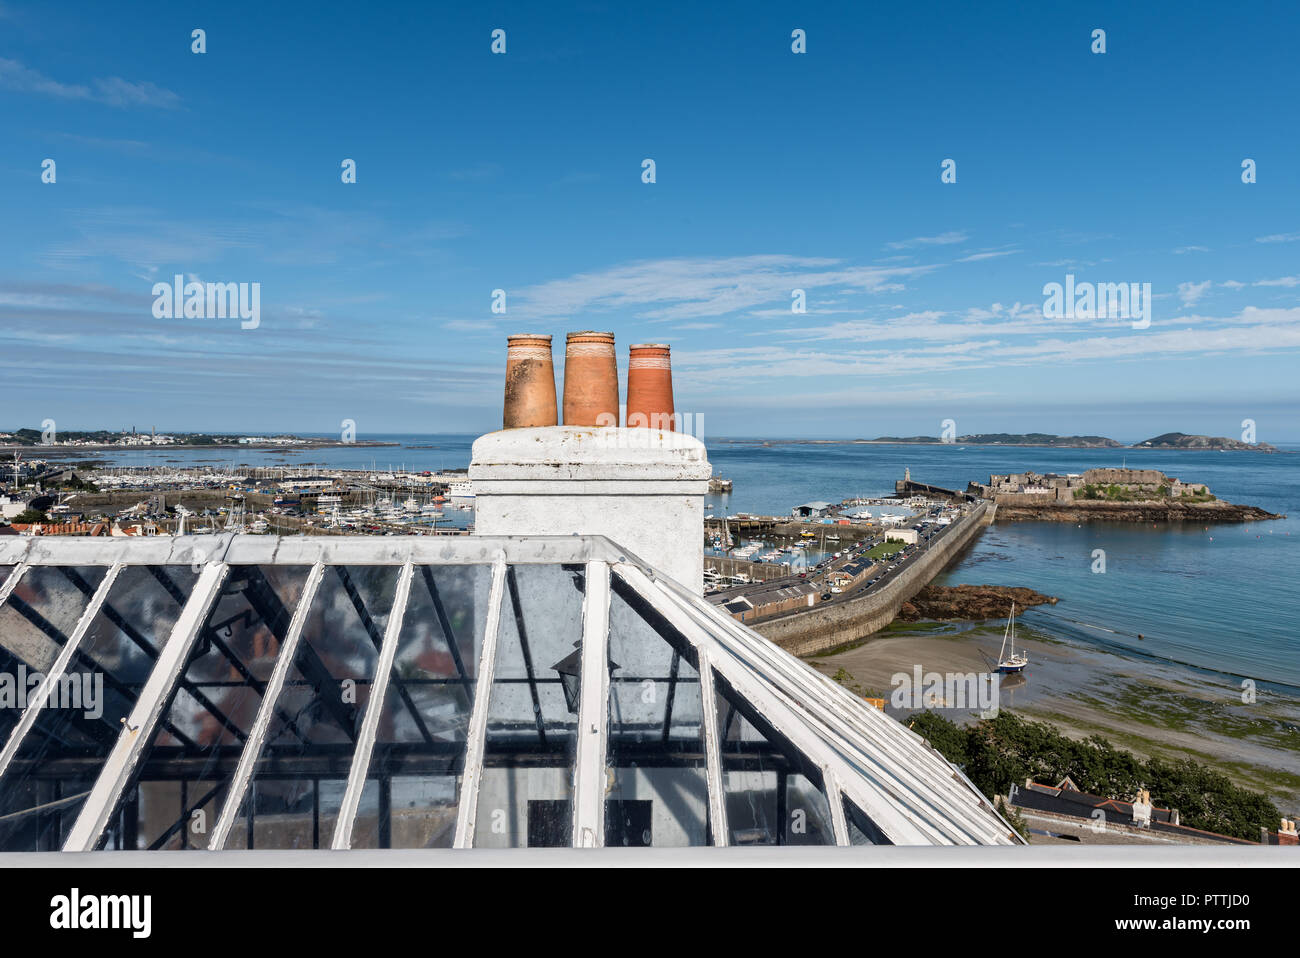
996,603,1028,674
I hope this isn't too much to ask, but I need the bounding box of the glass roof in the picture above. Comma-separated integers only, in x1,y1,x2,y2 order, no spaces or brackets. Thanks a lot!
0,535,1021,850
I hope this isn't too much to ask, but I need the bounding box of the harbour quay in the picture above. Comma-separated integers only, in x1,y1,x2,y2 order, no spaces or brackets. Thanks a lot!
704,491,992,656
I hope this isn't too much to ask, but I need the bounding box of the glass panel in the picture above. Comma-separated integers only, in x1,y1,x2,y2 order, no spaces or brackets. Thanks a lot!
604,576,709,847
473,564,585,848
0,565,13,590
0,564,200,847
224,564,399,849
119,565,311,850
713,671,835,846
0,566,109,749
842,794,891,845
352,564,489,849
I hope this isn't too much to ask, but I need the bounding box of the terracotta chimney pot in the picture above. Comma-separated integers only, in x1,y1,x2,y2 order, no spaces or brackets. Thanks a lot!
562,331,619,426
626,343,675,431
503,334,557,429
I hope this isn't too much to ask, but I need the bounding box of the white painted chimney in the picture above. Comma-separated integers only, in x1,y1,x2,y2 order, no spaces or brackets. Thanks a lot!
1131,789,1152,828
469,426,711,593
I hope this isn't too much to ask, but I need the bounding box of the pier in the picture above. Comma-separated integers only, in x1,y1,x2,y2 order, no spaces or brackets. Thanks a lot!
746,499,994,656
893,474,975,502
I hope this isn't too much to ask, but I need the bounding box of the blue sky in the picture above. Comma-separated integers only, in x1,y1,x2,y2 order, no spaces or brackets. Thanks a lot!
2,0,1298,441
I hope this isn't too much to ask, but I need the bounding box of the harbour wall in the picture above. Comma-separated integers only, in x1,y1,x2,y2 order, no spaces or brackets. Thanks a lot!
751,500,992,657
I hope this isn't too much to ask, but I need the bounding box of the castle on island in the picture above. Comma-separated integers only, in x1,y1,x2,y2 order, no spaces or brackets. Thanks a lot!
967,468,1210,504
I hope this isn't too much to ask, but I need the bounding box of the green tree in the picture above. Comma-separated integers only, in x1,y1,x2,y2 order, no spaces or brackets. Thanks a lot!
901,709,1278,841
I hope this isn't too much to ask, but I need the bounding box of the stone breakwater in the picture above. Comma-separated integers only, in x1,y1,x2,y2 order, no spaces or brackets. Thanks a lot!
753,500,993,656
897,584,1057,622
993,500,1282,523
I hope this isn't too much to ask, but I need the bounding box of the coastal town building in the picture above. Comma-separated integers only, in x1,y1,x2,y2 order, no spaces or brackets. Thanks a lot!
6,520,110,537
276,476,338,493
1008,778,1253,846
713,580,821,622
0,495,27,520
1261,818,1299,845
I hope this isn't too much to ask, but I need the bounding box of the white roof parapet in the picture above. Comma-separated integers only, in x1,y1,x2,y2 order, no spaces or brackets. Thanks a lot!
469,426,711,482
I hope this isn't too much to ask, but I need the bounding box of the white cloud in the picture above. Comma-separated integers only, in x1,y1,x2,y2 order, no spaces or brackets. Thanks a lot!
1178,280,1212,305
885,231,968,250
670,303,1300,384
1255,276,1300,288
510,255,938,322
1255,233,1300,244
1173,246,1209,254
955,249,1020,263
0,58,180,109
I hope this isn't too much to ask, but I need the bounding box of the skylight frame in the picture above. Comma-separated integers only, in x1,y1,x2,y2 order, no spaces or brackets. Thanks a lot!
0,535,1022,850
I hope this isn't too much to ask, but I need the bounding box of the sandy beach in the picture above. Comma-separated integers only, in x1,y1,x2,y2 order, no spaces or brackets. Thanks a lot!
807,619,1300,810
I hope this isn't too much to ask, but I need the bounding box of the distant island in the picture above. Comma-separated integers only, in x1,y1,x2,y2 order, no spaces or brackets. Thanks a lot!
715,431,1280,452
1133,432,1278,453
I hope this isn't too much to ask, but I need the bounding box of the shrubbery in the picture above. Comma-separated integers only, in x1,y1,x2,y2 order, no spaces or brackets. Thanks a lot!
908,710,1278,840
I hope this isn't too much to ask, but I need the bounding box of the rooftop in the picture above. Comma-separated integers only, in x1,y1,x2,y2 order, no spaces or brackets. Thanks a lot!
0,534,1020,851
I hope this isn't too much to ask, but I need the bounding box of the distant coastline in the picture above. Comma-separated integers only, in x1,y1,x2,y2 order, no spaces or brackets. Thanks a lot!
715,431,1282,452
0,441,398,452
0,426,398,453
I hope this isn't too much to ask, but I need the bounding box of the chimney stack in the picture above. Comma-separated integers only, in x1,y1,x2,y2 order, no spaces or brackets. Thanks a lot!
476,331,709,591
503,334,558,429
626,343,675,431
562,331,619,426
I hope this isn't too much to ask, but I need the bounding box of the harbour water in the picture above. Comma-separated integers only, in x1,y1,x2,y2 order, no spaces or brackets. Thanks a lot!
41,434,1300,689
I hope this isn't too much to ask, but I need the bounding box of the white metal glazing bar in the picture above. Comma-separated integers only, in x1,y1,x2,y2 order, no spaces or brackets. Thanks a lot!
452,554,507,848
570,561,611,848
